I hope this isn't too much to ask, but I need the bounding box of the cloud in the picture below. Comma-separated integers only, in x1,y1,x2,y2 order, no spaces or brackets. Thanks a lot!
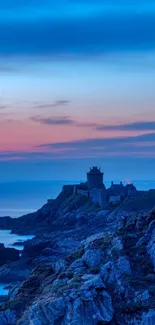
0,66,19,73
96,121,155,131
31,114,100,129
37,132,155,151
0,105,7,110
31,116,74,125
31,116,155,133
1,132,155,162
34,100,70,109
31,115,97,127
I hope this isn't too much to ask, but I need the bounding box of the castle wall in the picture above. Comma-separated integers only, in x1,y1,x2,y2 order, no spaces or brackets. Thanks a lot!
90,187,107,207
77,189,89,197
62,185,75,195
87,174,103,190
109,195,122,204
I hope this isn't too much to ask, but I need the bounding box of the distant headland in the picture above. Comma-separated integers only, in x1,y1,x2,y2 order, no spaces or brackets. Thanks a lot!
48,166,155,208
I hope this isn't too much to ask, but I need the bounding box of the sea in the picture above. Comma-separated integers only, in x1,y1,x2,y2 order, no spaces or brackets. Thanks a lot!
0,180,155,295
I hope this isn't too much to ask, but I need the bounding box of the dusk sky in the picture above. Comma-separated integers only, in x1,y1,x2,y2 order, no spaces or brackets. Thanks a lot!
0,0,155,181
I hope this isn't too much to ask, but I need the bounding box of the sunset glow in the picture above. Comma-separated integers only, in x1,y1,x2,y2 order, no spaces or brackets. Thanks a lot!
0,0,155,180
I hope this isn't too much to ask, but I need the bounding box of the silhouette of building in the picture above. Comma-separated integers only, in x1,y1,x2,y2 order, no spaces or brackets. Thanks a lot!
60,166,138,208
87,166,104,189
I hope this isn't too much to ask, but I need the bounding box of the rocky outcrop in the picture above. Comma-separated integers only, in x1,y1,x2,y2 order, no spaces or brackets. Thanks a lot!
147,226,155,270
0,190,155,324
17,288,114,325
0,243,20,266
0,310,17,325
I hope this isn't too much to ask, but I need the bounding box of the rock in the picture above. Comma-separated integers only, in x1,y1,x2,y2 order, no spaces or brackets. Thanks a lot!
141,310,155,325
56,240,81,251
1,182,155,325
96,210,109,217
23,238,51,259
117,256,131,276
98,291,114,322
147,228,155,270
134,290,150,305
82,249,102,268
41,248,53,256
81,274,106,290
0,295,8,306
52,279,68,292
0,310,17,325
0,270,27,283
79,290,94,302
12,242,24,247
53,259,67,274
147,220,155,235
69,258,84,270
0,244,20,266
19,290,114,325
103,256,131,287
65,298,84,324
136,235,150,248
8,282,21,300
33,297,66,325
73,267,86,276
100,261,112,282
111,237,123,252
82,232,107,248
145,273,155,282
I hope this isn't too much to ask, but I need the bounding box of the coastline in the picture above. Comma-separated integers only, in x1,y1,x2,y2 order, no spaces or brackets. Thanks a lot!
0,184,155,324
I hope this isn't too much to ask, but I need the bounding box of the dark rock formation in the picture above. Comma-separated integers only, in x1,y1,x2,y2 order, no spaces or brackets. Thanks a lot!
0,189,155,324
0,243,20,266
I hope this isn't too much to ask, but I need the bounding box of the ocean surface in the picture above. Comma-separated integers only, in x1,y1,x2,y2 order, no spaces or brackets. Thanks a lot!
0,283,8,296
0,230,34,250
0,231,34,296
0,180,79,218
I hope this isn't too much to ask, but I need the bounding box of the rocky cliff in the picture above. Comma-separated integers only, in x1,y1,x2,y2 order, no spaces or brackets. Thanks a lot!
0,189,155,324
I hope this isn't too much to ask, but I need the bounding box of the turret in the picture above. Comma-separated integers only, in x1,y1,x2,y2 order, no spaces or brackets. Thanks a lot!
87,166,104,189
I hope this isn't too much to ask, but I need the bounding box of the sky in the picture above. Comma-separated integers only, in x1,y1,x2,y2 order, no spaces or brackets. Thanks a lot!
0,0,155,182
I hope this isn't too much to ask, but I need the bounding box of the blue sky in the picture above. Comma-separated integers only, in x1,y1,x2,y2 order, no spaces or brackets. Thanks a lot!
0,0,155,181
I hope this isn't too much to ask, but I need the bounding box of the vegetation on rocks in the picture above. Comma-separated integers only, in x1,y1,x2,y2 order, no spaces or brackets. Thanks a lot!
0,190,155,324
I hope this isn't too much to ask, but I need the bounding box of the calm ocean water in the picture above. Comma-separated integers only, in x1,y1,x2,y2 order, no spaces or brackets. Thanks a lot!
0,180,155,218
0,283,8,296
0,231,34,295
0,230,34,250
0,181,79,218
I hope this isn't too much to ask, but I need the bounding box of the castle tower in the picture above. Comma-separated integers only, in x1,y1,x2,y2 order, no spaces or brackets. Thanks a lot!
87,166,104,190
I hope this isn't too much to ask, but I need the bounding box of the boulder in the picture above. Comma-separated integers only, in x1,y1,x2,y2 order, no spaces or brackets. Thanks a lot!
69,258,84,270
134,290,150,307
147,228,155,270
0,310,17,325
100,261,112,282
117,256,131,276
8,282,21,300
53,259,67,274
82,249,102,268
0,244,20,266
81,274,106,290
18,290,114,325
73,267,86,276
141,310,155,325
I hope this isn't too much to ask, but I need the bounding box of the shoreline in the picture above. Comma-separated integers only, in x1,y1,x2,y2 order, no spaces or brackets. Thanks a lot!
0,184,155,324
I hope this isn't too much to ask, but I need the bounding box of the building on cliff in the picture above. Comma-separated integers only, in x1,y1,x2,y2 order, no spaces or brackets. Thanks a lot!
62,166,138,208
87,166,104,189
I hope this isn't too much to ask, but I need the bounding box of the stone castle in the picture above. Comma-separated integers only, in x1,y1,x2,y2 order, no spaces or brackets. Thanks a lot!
63,166,137,208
